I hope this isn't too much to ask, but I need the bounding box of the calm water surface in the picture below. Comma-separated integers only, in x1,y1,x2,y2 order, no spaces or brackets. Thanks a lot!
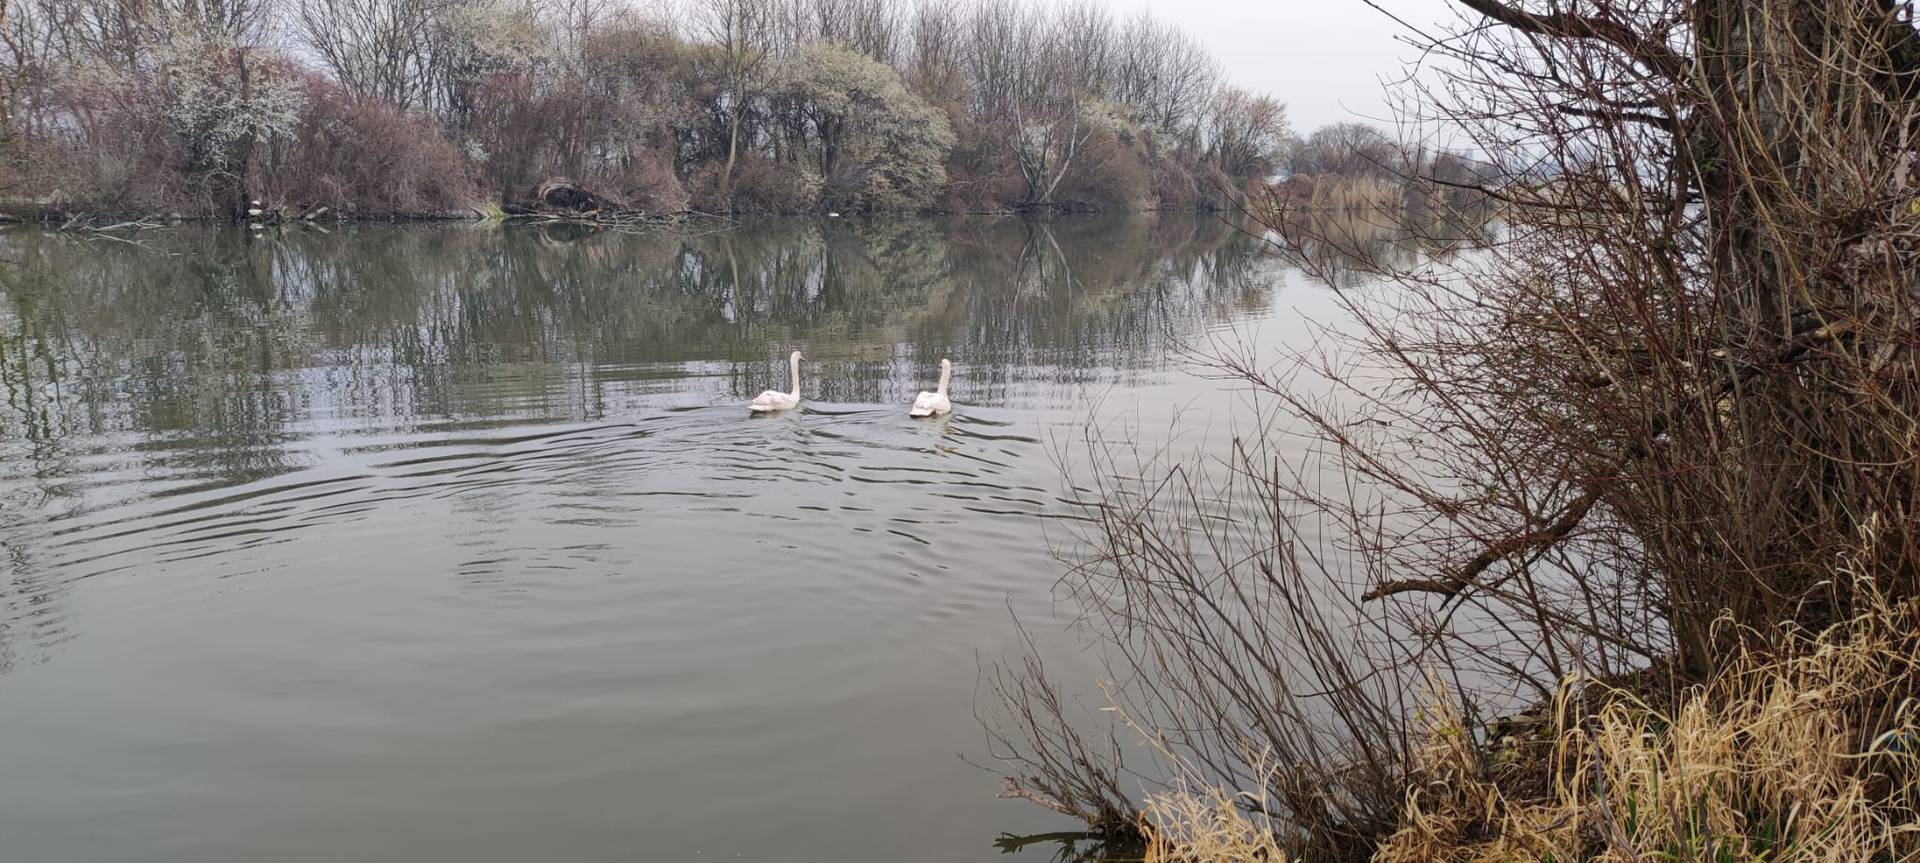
0,215,1344,862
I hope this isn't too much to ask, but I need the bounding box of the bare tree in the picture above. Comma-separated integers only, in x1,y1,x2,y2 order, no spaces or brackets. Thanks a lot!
806,0,898,63
1050,0,1113,99
298,0,449,109
544,0,613,56
1205,86,1286,180
903,0,961,104
693,0,771,207
1110,13,1217,147
959,0,1032,124
1288,122,1396,177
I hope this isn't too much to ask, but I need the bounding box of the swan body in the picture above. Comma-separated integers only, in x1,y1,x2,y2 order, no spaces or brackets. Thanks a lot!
909,358,954,417
750,350,804,412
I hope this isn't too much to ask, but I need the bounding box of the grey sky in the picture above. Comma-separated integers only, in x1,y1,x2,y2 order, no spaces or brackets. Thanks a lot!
1125,0,1457,132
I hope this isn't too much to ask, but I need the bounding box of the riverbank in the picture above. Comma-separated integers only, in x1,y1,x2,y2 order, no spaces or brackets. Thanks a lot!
1137,598,1920,863
0,196,1247,229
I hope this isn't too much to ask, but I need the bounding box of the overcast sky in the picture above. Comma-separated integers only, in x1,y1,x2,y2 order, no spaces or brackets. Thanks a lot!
1124,0,1458,132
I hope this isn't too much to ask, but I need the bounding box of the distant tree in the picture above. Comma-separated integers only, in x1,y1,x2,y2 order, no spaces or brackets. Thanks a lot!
903,0,964,107
805,0,900,64
960,0,1038,124
297,0,449,109
1290,122,1397,177
1112,13,1217,143
693,0,773,208
156,25,304,212
1205,86,1288,181
783,41,952,210
429,0,552,134
542,0,615,59
0,0,1273,215
577,13,697,206
1052,0,1115,99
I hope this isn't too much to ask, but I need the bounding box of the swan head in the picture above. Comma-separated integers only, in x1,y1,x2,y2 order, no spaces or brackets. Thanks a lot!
790,350,805,362
939,358,951,372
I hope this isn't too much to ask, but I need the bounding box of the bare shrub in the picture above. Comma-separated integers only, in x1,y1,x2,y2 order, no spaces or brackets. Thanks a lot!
1148,157,1200,211
938,122,1027,211
688,152,820,214
608,151,689,213
27,68,186,211
1259,0,1920,683
275,76,478,214
1049,108,1154,211
979,633,1136,836
985,422,1426,862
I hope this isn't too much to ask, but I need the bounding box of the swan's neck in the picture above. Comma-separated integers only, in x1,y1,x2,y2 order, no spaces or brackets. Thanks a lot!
788,355,802,397
936,364,951,397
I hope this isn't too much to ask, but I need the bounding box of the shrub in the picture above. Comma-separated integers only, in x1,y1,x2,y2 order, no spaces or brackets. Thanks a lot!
1148,156,1200,211
1049,106,1153,211
15,38,306,216
940,123,1028,212
608,151,689,213
687,153,820,214
274,77,480,215
28,64,185,211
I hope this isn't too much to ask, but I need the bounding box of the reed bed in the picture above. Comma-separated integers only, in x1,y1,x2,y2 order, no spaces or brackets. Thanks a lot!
1146,594,1920,863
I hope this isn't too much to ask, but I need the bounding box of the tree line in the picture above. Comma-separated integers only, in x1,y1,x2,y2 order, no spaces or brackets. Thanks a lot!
0,0,1337,218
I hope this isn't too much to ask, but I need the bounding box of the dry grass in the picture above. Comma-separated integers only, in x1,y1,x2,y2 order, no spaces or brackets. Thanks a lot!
1375,596,1920,863
1264,174,1406,218
1305,176,1401,213
1142,784,1294,863
1144,591,1920,863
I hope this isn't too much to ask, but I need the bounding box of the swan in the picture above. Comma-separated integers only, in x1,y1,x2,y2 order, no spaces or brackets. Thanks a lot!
909,358,954,417
750,350,804,413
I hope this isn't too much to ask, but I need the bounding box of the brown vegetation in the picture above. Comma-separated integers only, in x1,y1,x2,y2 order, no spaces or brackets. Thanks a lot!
1136,595,1920,863
1376,593,1920,863
988,0,1920,860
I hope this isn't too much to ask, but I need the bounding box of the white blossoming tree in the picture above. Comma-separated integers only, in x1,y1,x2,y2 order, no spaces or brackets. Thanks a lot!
155,23,303,212
783,42,954,211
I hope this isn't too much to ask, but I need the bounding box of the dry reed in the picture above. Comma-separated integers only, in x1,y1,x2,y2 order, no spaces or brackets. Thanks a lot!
1143,784,1296,863
1373,598,1920,863
1144,591,1920,863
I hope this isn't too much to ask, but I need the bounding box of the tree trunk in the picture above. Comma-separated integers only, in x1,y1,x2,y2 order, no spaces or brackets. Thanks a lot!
719,90,743,210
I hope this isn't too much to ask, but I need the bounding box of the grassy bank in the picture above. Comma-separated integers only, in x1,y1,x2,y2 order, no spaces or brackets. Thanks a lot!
1138,596,1920,863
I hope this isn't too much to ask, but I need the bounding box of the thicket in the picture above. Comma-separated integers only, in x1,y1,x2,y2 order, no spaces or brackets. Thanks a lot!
0,0,1305,217
987,0,1920,860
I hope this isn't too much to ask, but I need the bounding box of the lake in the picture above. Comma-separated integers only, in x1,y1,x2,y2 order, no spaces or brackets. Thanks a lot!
0,215,1348,862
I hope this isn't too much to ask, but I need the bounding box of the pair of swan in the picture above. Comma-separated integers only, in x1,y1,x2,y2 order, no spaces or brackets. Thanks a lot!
748,351,954,417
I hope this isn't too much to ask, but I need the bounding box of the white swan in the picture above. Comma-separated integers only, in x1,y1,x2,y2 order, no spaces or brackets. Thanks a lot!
750,350,804,413
909,358,954,417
